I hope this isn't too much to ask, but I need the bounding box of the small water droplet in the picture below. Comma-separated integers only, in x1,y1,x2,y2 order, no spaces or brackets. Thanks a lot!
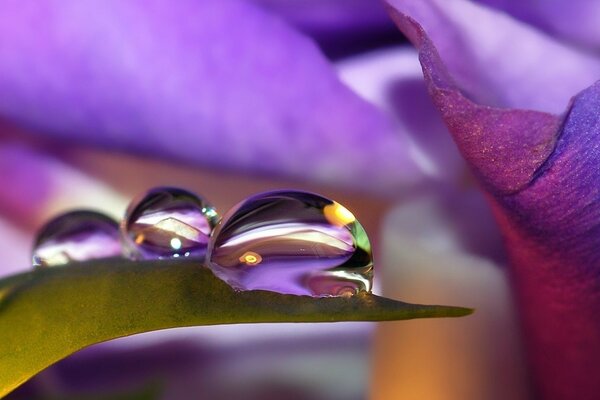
32,210,122,268
121,187,219,260
207,190,373,296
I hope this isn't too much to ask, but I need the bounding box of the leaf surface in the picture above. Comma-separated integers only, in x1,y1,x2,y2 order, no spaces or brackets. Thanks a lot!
0,259,472,397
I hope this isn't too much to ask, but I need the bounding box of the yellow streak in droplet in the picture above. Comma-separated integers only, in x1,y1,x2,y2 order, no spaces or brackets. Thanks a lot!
323,202,356,226
239,251,262,266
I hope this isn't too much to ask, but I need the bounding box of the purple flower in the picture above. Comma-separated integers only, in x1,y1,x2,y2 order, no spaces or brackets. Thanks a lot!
386,0,600,398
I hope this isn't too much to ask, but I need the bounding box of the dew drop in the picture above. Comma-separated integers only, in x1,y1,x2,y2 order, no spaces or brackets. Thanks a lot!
121,187,219,260
207,190,373,296
32,210,122,268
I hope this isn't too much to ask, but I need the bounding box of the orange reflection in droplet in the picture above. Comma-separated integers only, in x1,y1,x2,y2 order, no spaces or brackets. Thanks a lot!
135,234,145,244
323,202,356,226
239,251,262,266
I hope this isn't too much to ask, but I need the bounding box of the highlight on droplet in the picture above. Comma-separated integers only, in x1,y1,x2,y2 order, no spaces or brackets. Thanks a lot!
239,251,262,266
323,202,356,226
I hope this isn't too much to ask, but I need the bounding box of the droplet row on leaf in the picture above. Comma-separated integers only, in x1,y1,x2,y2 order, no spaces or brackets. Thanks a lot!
32,188,373,297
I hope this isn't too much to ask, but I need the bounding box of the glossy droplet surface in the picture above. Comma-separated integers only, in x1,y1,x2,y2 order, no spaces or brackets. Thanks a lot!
208,190,373,296
32,210,122,268
122,187,219,260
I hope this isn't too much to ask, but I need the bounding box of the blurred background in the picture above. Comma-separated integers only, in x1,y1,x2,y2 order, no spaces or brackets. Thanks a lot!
0,0,535,399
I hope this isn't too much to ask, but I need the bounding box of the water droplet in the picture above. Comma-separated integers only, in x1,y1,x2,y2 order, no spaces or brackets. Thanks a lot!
121,187,219,260
207,190,373,296
32,210,122,268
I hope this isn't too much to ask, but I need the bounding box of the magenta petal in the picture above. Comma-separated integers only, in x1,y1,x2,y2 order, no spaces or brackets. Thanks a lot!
0,0,422,192
492,82,600,400
387,1,600,398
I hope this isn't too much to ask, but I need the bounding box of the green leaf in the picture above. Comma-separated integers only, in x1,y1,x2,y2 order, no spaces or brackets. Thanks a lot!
0,260,472,397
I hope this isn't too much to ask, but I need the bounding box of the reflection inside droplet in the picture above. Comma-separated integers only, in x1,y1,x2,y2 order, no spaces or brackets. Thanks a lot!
32,210,122,268
239,251,262,266
170,237,183,250
323,202,356,226
121,187,219,260
207,190,373,297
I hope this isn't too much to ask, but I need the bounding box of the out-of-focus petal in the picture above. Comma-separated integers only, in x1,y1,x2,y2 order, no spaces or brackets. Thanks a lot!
479,0,600,51
0,219,30,275
254,0,393,35
7,341,214,399
386,1,600,397
0,142,127,229
386,0,600,113
0,0,424,194
372,191,527,400
337,47,466,181
0,144,53,225
10,333,371,400
252,0,402,59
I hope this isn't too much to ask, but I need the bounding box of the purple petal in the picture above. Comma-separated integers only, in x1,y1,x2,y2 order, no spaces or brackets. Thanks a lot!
10,333,370,399
0,134,128,276
384,7,561,194
0,143,53,225
252,0,402,58
386,0,600,113
479,0,600,51
255,0,393,35
0,219,31,275
386,1,600,398
337,47,467,182
0,140,126,228
495,82,600,399
0,0,423,193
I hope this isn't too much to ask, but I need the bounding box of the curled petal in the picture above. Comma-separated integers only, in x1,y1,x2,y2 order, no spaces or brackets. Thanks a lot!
386,0,600,398
386,0,600,113
383,7,562,194
491,81,600,400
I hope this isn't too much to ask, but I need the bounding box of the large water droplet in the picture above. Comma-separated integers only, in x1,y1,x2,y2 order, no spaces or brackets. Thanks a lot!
32,210,122,268
207,190,373,296
121,187,219,260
